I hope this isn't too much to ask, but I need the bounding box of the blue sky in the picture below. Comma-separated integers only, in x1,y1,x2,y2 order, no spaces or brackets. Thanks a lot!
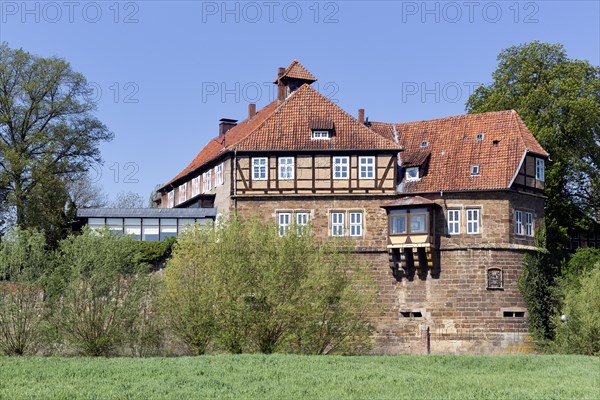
1,0,598,201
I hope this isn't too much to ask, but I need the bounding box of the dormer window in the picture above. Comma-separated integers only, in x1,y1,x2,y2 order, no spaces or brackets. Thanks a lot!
405,167,419,181
420,141,429,148
311,130,331,139
476,133,484,141
535,158,545,181
471,165,480,175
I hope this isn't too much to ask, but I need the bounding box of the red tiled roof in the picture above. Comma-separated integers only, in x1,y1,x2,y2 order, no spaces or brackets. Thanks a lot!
372,110,549,193
273,60,316,83
162,84,399,189
382,196,436,208
233,84,401,151
163,101,279,187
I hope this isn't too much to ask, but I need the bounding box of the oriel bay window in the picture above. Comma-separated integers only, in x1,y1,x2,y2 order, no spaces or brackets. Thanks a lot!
388,208,429,236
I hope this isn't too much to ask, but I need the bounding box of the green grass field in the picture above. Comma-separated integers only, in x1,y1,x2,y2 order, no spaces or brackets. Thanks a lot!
0,355,598,399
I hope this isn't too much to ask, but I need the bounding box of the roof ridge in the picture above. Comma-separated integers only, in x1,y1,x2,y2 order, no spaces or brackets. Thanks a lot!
387,109,516,126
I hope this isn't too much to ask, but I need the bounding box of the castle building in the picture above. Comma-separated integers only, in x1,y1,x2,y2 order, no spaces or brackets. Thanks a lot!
154,60,549,354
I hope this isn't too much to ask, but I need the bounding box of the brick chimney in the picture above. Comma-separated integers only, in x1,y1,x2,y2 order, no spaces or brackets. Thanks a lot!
277,67,285,103
219,118,237,137
248,103,256,119
358,108,365,124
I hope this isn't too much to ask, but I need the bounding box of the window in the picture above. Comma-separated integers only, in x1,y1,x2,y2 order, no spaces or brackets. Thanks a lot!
160,219,177,241
278,157,294,180
252,157,268,180
447,209,460,235
390,211,407,234
466,208,480,234
124,218,141,241
216,163,224,186
178,183,187,204
389,208,428,235
405,167,419,181
503,311,525,318
333,157,349,179
536,158,545,181
107,218,123,235
525,212,533,237
168,191,174,208
420,141,429,148
349,212,363,237
400,311,422,318
331,212,345,236
476,133,484,141
359,156,375,179
278,212,291,236
487,268,503,290
296,212,310,234
142,219,159,241
515,210,523,236
311,130,330,139
192,177,201,197
203,170,212,192
471,165,480,175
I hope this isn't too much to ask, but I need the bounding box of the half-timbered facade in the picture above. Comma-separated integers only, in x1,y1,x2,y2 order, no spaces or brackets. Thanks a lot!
156,60,550,354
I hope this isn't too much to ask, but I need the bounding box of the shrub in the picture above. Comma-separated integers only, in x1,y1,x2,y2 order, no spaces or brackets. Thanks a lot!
47,228,152,356
161,217,377,355
0,229,48,355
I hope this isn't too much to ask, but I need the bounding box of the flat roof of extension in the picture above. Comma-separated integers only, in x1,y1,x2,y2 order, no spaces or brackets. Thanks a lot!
76,208,218,219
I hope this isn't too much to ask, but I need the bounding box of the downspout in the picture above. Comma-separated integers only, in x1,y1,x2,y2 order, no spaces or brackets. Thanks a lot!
233,149,238,211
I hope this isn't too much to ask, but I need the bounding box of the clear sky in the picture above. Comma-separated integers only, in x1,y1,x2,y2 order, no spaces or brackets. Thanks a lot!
1,0,598,201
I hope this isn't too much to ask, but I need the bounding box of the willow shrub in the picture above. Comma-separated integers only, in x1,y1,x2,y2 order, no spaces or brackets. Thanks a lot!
162,217,377,355
0,229,48,355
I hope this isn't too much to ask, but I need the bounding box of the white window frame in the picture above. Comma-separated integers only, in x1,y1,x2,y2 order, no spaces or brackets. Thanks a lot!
405,167,419,181
311,130,330,139
515,210,523,236
331,212,345,236
296,212,310,234
192,177,201,197
216,163,224,186
278,212,291,236
349,211,363,237
536,158,545,182
278,157,294,180
333,157,349,179
178,183,187,204
203,170,212,192
471,165,480,175
525,212,533,237
252,157,268,180
466,208,480,234
168,191,174,208
359,156,375,180
447,209,460,235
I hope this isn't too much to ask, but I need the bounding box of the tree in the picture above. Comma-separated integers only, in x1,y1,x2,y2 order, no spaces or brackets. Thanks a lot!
466,41,600,249
65,173,108,209
111,191,146,208
0,228,49,355
0,43,113,231
162,217,377,355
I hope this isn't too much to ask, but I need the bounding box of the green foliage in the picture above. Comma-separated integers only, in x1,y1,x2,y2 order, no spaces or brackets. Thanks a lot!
467,41,600,248
0,229,49,355
518,224,559,343
553,248,600,355
162,217,377,355
137,236,176,268
47,228,152,356
0,355,598,399
0,43,113,238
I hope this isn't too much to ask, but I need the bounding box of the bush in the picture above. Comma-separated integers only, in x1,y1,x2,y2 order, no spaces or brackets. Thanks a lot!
0,229,49,355
161,217,377,355
47,228,154,356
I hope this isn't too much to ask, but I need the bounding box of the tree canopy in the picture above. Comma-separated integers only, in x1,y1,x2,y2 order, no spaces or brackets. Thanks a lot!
0,43,113,236
466,41,600,249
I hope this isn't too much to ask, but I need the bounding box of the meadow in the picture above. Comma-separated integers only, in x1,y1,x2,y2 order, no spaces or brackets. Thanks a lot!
0,354,598,399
